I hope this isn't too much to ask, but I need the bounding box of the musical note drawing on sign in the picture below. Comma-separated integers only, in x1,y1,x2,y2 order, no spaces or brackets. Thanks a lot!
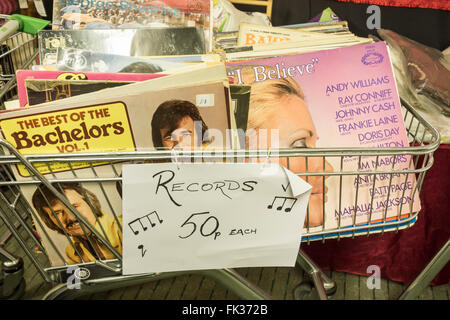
138,244,147,258
267,196,297,213
129,211,163,235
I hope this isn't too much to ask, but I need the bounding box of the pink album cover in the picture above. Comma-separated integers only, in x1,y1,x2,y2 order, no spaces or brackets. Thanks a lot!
226,41,420,235
16,70,166,107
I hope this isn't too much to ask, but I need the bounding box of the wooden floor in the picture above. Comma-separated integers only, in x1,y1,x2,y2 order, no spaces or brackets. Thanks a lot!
2,220,449,300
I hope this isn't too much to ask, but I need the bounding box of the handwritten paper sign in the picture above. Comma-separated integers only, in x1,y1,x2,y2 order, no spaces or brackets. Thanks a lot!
122,163,312,274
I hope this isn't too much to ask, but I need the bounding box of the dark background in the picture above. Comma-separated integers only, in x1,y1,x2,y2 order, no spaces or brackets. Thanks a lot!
234,0,450,51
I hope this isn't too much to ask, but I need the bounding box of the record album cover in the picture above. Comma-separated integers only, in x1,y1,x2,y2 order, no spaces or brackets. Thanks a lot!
25,79,132,106
51,0,213,51
16,69,166,107
39,27,206,65
0,65,231,266
55,47,191,73
226,42,421,235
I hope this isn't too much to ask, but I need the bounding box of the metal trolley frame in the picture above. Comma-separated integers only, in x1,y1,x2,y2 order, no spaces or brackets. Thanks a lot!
0,29,39,299
0,31,442,301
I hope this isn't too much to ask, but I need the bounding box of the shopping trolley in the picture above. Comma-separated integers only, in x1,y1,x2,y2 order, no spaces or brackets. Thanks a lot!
0,100,440,300
0,30,442,301
0,27,40,299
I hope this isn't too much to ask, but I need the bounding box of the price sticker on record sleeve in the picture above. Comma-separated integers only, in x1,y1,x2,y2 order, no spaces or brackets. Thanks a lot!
122,163,312,274
196,94,214,107
0,102,135,176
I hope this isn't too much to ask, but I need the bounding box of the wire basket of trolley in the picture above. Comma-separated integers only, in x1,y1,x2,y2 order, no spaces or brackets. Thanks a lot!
0,13,49,299
0,93,440,299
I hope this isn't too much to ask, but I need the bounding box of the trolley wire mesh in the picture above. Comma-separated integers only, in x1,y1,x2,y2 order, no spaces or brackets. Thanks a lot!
0,32,441,299
0,97,440,288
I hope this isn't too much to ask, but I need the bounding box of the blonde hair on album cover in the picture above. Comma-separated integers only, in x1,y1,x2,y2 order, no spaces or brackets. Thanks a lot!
228,65,305,130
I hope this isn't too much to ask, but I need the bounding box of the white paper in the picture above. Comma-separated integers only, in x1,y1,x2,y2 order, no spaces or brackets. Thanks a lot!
34,0,47,17
18,0,28,9
3,99,20,110
122,163,311,274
